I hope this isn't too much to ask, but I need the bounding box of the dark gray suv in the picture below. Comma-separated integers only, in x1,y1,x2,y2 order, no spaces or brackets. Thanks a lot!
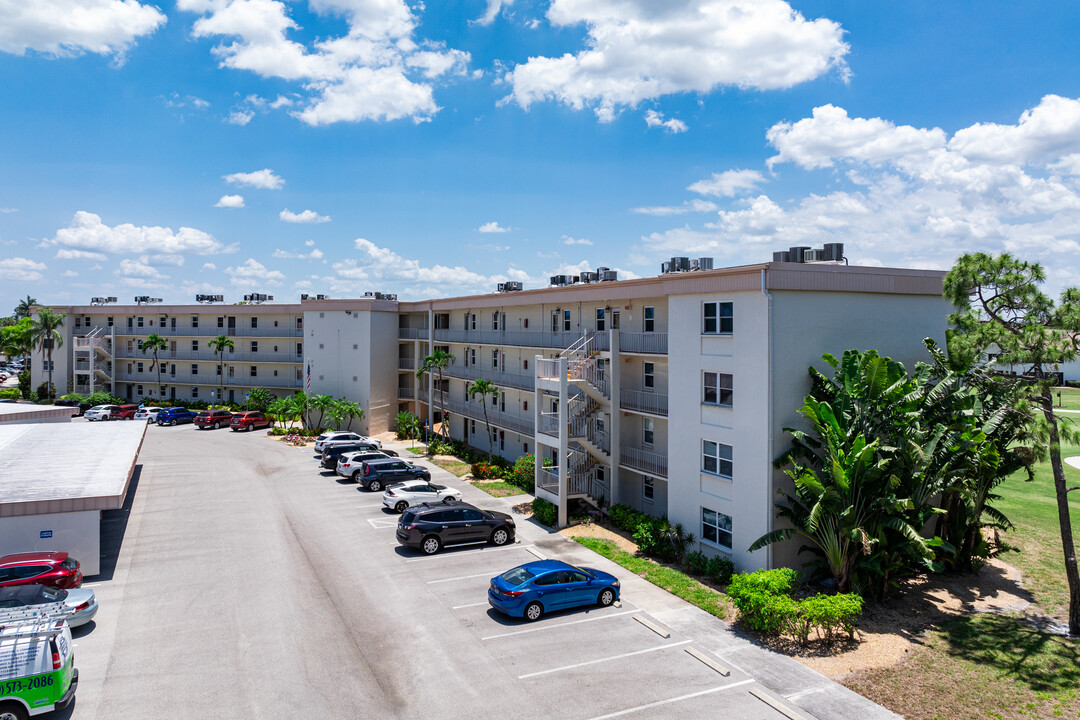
358,457,430,491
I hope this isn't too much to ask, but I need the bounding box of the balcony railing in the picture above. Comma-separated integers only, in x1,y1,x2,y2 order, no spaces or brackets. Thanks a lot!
620,389,668,417
443,397,534,436
433,329,610,351
116,350,302,364
398,357,416,370
399,328,430,340
441,363,534,392
115,326,303,339
398,387,416,400
620,446,668,478
114,373,300,389
536,358,560,380
538,411,559,437
619,332,667,354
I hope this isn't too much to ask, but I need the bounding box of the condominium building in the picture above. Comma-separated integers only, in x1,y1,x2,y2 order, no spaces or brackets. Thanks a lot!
35,257,950,571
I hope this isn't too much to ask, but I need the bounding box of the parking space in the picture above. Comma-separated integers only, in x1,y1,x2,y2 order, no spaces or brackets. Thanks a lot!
58,426,896,720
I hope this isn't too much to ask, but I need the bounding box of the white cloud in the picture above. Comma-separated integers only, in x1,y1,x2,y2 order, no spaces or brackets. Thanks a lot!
688,169,765,198
0,257,45,281
562,236,592,246
280,208,331,224
503,0,848,121
947,95,1080,166
631,199,718,216
145,253,185,266
55,248,108,261
117,258,166,278
478,221,509,233
270,95,293,108
215,194,245,208
766,104,946,169
227,109,254,125
272,248,324,259
644,110,687,134
178,0,471,126
225,258,286,286
0,0,165,60
46,211,225,255
472,0,512,26
202,262,217,271
61,270,78,278
304,239,315,246
0,207,18,213
223,168,284,189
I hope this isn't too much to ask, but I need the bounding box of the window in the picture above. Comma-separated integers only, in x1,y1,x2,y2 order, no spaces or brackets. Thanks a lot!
191,364,198,375
296,318,303,330
470,313,476,330
595,308,605,332
702,441,733,478
524,318,529,329
192,316,199,328
296,342,302,356
137,362,144,373
192,387,199,398
137,340,143,350
523,400,528,412
524,442,529,454
250,366,257,377
492,349,499,369
644,306,655,333
492,311,499,330
127,340,133,353
229,366,235,378
170,364,176,376
251,317,258,329
217,364,222,376
523,359,528,370
159,316,166,327
171,317,176,330
643,418,654,446
643,362,654,389
160,386,165,396
217,317,224,328
75,317,81,328
703,372,733,406
127,363,132,373
107,316,113,327
137,316,144,328
702,508,732,549
137,384,143,396
127,317,133,329
251,341,258,353
469,348,476,366
702,301,733,335
192,340,199,352
563,309,571,332
643,477,654,502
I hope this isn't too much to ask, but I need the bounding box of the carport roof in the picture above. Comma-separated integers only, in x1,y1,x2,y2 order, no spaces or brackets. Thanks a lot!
0,421,145,517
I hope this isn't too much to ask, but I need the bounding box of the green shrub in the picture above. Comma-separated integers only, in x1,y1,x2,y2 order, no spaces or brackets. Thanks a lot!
471,461,501,479
727,569,861,644
799,593,863,642
609,504,651,533
269,427,290,436
0,388,20,400
706,555,735,585
395,411,420,440
504,454,536,493
685,550,708,575
17,370,30,399
247,387,274,412
85,391,121,406
532,498,558,527
35,382,57,400
426,437,452,456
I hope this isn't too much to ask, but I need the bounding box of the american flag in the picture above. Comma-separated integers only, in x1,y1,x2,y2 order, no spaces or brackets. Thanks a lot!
306,360,311,391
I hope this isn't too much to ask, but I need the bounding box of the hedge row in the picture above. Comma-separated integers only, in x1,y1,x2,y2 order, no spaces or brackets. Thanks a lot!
726,569,862,644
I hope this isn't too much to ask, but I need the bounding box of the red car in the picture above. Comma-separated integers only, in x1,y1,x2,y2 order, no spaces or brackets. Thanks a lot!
109,404,140,420
194,409,234,429
0,551,82,589
230,411,272,432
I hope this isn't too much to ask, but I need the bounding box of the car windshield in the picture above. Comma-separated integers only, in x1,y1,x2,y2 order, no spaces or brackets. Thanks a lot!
500,567,536,586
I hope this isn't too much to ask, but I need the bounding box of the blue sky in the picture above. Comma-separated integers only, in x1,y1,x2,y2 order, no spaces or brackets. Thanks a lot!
2,0,1080,311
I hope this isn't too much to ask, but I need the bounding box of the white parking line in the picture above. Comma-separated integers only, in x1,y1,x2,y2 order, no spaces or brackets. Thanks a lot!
451,601,490,610
405,543,531,563
784,685,828,702
366,518,398,529
585,679,756,720
481,609,637,640
518,640,691,679
426,572,495,585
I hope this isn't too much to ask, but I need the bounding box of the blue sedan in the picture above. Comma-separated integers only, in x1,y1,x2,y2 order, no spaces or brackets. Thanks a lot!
488,559,620,621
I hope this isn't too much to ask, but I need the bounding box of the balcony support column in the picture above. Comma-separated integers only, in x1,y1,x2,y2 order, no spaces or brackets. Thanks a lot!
609,327,621,507
533,354,543,494
426,309,435,433
558,356,569,528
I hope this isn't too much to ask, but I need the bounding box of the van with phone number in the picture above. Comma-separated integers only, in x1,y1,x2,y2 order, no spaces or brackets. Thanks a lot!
0,603,78,719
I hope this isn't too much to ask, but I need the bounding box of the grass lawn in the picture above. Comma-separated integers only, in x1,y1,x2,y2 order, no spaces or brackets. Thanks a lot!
575,537,731,620
1052,386,1080,412
995,439,1080,619
846,614,1080,720
430,458,471,477
470,480,523,497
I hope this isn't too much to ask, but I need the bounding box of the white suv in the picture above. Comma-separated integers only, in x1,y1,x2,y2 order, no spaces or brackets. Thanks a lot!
134,407,162,422
84,405,116,421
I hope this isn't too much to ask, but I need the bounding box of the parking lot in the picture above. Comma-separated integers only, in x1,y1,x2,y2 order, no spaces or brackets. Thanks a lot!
57,422,897,719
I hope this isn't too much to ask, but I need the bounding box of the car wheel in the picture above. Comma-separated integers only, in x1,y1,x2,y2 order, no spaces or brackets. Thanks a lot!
524,601,543,622
0,702,29,720
442,496,457,504
351,471,362,483
246,424,253,432
491,528,510,546
598,588,616,607
169,419,177,426
126,415,133,420
395,501,409,513
368,479,382,492
422,535,442,555
213,422,219,429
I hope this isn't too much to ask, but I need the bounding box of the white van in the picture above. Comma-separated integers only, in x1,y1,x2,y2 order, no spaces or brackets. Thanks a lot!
0,603,78,719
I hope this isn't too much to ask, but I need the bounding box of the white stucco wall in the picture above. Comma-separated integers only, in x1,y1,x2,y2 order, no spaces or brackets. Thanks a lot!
0,510,102,576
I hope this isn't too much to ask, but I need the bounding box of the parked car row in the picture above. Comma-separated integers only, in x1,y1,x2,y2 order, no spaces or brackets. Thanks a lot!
0,551,99,628
304,432,621,622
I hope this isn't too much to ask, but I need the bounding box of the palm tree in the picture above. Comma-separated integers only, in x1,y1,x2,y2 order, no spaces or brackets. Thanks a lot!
141,333,168,401
31,308,66,398
468,378,498,459
417,349,455,439
343,401,365,432
14,295,37,319
309,394,335,430
208,335,234,406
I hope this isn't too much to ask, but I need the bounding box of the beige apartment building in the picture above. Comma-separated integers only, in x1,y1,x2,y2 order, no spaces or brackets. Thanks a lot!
35,256,951,571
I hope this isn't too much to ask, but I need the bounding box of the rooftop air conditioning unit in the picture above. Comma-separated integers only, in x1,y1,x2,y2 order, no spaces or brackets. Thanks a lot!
316,294,329,300
571,275,580,284
504,281,523,292
772,251,790,262
788,246,811,263
300,294,310,300
385,294,397,301
696,257,714,271
363,291,375,297
581,271,598,283
374,292,385,300
670,257,690,273
600,270,618,282
497,283,506,292
823,242,845,262
660,261,671,273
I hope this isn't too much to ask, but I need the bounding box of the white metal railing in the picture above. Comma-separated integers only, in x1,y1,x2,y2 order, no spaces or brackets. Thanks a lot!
115,349,302,364
620,389,668,416
397,387,415,399
538,411,559,437
434,329,592,350
620,446,668,478
398,357,416,370
444,397,534,436
538,467,558,492
117,326,303,339
399,328,429,340
536,358,560,380
441,363,534,392
619,332,668,354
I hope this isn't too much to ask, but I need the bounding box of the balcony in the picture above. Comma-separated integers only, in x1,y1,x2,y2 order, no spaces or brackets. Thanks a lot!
443,396,534,436
116,326,303,339
116,349,302,364
399,328,429,340
398,358,416,370
397,387,416,400
433,329,610,352
620,389,668,417
620,446,668,479
619,332,667,354
441,363,534,392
